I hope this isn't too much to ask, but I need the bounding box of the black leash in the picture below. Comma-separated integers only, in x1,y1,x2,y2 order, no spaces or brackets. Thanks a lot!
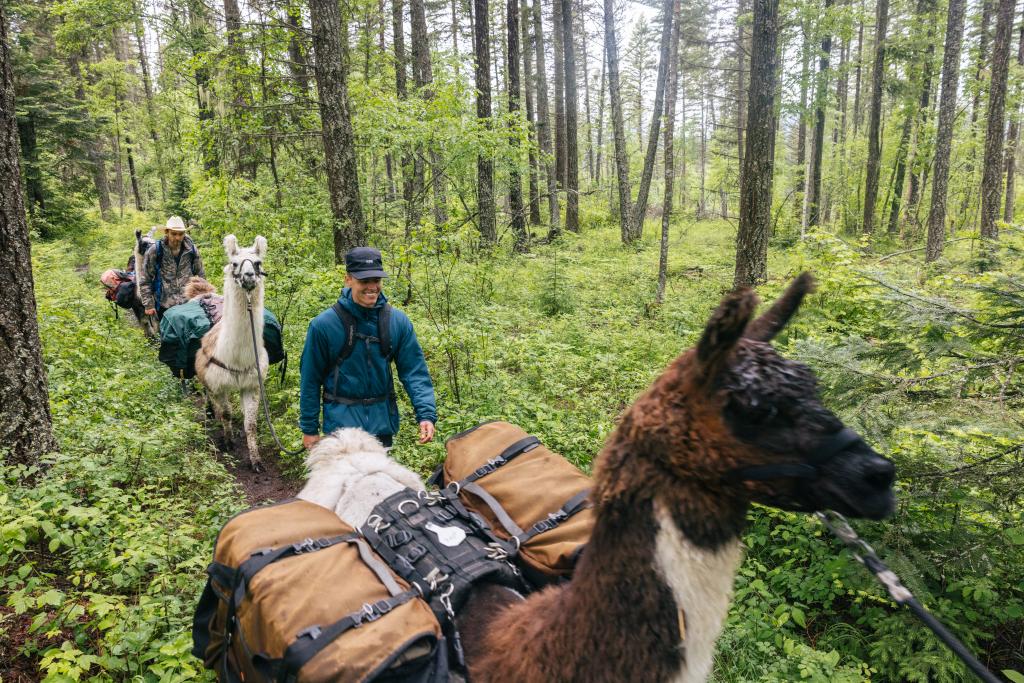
815,510,1000,683
245,293,306,457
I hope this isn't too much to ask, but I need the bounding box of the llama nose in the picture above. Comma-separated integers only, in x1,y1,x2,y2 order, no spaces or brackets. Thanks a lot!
863,456,896,490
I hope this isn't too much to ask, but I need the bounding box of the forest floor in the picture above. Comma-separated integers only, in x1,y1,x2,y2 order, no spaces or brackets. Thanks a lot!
200,407,300,505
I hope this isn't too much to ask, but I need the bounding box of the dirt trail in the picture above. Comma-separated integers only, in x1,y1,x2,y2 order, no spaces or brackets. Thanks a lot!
193,397,301,505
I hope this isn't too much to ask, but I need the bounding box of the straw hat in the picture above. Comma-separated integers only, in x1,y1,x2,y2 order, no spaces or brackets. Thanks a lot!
165,216,188,232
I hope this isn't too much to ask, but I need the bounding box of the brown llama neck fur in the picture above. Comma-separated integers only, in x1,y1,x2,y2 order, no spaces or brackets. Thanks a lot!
469,356,750,682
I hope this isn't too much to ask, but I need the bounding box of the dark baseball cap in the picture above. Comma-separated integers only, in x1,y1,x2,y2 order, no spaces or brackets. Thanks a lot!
345,247,388,279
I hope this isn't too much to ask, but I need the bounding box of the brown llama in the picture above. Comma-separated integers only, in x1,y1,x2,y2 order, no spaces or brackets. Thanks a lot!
457,274,896,683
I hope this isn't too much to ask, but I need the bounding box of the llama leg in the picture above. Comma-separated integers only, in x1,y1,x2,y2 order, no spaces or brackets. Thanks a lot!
209,392,234,451
241,390,262,472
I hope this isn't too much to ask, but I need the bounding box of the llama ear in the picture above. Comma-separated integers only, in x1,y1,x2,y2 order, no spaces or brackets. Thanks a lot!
135,229,142,241
695,288,759,382
743,272,816,342
253,235,267,258
223,234,239,256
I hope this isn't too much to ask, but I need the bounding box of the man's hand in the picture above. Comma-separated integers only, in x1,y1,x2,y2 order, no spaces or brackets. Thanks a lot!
145,308,156,316
418,421,435,444
303,434,322,450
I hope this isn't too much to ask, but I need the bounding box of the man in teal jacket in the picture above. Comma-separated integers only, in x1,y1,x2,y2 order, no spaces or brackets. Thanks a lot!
299,247,437,449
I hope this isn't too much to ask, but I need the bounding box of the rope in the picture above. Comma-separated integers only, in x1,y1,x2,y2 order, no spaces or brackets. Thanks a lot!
245,292,306,457
815,510,1000,683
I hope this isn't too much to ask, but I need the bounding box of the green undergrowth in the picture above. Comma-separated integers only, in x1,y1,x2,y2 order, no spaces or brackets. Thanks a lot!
4,199,1023,680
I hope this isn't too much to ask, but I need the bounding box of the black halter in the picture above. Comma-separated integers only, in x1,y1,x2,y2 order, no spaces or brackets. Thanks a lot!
231,257,265,283
725,428,864,482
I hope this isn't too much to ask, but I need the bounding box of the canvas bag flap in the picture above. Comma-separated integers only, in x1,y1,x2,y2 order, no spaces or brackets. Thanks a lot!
443,422,594,578
208,500,440,683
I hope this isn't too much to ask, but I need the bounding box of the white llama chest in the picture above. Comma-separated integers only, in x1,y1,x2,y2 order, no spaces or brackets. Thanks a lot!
653,500,744,683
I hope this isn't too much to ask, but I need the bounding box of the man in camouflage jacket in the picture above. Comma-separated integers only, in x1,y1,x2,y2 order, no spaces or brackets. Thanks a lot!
141,216,206,318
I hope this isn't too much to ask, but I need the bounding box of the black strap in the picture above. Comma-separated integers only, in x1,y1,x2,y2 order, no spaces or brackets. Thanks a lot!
273,590,420,681
516,489,592,545
327,302,396,405
726,428,864,482
458,436,541,485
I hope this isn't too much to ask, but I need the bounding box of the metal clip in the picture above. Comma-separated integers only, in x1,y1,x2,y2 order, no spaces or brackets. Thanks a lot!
295,625,323,640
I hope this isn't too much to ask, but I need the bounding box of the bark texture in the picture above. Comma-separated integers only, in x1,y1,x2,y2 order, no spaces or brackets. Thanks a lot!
925,0,966,261
560,0,580,232
979,0,1016,239
532,0,560,234
508,0,528,248
1004,18,1024,223
1,2,56,466
308,0,367,260
734,0,779,288
475,0,497,244
862,0,889,234
604,0,633,242
807,0,832,228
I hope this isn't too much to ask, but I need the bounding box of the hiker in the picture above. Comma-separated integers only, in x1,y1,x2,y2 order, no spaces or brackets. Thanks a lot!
299,247,437,450
140,216,206,319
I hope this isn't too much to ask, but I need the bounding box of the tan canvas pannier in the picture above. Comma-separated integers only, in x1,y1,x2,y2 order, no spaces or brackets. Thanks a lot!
192,499,443,683
441,421,594,581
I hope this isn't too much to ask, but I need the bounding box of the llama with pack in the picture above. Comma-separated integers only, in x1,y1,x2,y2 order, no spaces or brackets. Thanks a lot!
193,274,898,682
193,235,269,472
99,227,158,336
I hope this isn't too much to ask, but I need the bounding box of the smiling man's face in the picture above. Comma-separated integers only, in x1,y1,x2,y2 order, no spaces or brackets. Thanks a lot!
345,274,383,308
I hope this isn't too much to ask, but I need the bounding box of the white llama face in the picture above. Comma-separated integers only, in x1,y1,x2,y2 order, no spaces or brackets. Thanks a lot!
223,235,267,291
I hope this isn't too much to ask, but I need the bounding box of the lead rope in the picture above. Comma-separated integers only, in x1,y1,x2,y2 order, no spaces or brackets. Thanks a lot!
815,510,1000,683
246,292,306,457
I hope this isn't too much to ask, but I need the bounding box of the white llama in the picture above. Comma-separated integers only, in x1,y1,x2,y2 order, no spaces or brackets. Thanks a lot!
194,235,269,471
297,428,425,527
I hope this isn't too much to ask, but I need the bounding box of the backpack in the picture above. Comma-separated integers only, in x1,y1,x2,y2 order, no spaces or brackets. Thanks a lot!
158,299,285,379
101,269,135,305
431,421,595,584
191,499,446,682
323,303,394,406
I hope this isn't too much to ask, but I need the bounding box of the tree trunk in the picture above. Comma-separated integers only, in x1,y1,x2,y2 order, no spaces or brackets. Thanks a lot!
862,0,889,234
605,0,633,241
1004,17,1024,222
522,0,542,225
532,0,560,234
0,2,56,465
657,0,682,305
736,0,747,192
796,16,810,208
580,0,595,185
906,3,936,227
309,0,367,260
886,112,912,234
508,0,528,248
925,0,966,261
68,53,112,220
979,0,1015,240
595,43,606,186
957,0,994,228
807,0,832,228
125,135,144,211
223,0,256,178
734,0,780,288
853,0,865,136
475,0,497,244
285,4,311,97
630,0,675,239
133,7,167,202
552,0,567,186
561,0,580,232
410,0,448,224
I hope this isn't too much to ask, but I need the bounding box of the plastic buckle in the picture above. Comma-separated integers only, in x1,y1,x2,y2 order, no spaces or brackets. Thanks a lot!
373,599,394,616
406,543,428,564
292,538,316,554
385,530,413,548
296,625,323,641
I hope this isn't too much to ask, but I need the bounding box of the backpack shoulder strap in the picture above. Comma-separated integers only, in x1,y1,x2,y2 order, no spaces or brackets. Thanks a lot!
153,241,163,304
331,302,357,362
378,303,393,361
